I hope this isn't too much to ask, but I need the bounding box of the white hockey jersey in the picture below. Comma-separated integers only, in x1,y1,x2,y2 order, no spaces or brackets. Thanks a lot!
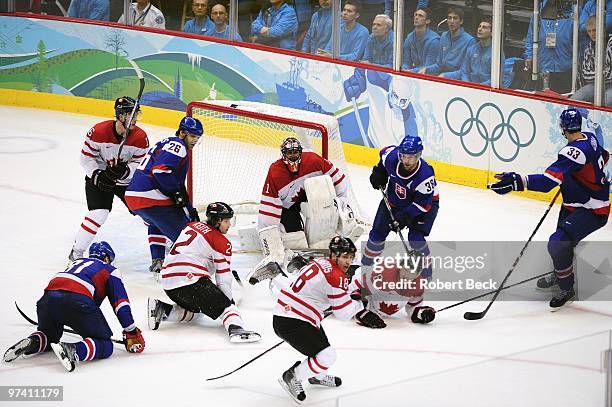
80,120,149,187
273,258,363,328
160,222,233,299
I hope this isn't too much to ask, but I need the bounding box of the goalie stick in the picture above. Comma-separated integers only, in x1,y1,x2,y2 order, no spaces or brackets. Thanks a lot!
463,189,561,321
14,302,125,345
116,59,145,160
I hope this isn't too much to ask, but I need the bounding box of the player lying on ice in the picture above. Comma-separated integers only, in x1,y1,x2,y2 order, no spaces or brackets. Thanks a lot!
251,137,365,272
4,242,145,372
248,236,386,404
147,202,261,343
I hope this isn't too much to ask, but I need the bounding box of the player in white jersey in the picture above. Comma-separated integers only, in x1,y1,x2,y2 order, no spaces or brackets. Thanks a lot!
249,236,385,403
147,202,261,343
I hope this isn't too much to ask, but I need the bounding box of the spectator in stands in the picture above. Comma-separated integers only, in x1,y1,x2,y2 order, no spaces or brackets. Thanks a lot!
423,7,475,77
250,0,298,50
452,17,500,86
401,7,440,73
208,3,242,40
363,14,394,67
572,16,612,105
318,0,369,61
524,0,574,94
183,0,215,35
68,0,109,21
302,0,333,54
118,0,165,29
579,0,612,35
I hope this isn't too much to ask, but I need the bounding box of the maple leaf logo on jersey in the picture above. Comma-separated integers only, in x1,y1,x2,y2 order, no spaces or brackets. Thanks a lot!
395,184,406,200
379,301,400,315
290,188,307,204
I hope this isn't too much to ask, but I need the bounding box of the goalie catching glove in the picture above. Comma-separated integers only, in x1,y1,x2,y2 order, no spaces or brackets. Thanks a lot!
355,309,386,329
123,328,145,353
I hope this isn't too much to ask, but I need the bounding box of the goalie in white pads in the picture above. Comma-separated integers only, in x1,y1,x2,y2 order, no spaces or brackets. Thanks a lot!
148,202,261,343
253,137,363,273
249,236,385,403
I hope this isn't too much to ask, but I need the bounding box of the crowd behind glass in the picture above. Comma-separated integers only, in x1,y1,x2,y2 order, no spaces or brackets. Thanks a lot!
3,0,611,106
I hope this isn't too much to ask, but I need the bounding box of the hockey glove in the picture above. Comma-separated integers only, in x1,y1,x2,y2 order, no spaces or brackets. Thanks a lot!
343,68,366,102
105,160,130,181
394,207,413,229
172,189,189,207
369,164,388,190
123,328,145,353
188,207,200,222
410,306,436,324
355,309,386,329
91,169,115,192
489,172,526,195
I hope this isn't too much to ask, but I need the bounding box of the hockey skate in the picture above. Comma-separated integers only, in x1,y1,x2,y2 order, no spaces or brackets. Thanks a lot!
149,258,163,281
147,298,173,330
308,375,342,387
536,273,558,291
247,261,285,285
50,342,77,372
228,325,262,343
3,337,38,363
278,361,306,404
549,288,575,311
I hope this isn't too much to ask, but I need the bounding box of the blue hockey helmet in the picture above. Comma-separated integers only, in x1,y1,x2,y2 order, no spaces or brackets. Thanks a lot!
559,108,582,133
398,134,424,155
89,241,115,263
178,116,204,136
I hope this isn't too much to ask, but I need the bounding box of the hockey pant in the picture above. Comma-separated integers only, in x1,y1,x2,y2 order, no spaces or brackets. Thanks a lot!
548,207,608,291
273,315,336,381
132,205,190,261
34,290,115,361
165,278,244,330
72,179,129,252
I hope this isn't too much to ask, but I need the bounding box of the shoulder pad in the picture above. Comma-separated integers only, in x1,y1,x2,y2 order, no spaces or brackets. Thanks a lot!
126,126,149,149
380,146,395,164
161,138,187,158
87,121,116,143
415,175,436,194
559,145,586,165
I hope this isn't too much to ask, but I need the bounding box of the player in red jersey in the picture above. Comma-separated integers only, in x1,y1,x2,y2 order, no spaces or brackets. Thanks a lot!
68,96,149,262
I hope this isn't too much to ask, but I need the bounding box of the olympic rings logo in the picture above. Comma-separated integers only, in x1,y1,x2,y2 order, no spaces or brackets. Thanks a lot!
444,97,536,162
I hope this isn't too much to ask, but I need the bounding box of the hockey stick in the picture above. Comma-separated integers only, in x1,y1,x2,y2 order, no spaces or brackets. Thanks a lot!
206,339,285,381
380,188,413,256
116,59,145,160
436,271,554,313
463,189,561,320
15,302,125,345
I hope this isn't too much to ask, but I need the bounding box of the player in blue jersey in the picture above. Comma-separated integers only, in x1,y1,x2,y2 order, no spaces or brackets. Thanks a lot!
364,134,439,314
490,107,610,310
3,242,145,372
125,117,203,277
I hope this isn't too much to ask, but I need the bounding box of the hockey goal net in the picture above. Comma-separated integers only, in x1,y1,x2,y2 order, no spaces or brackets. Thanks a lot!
187,100,363,219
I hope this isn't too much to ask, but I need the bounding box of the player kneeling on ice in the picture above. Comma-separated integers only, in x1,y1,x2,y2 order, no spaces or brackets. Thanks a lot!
489,108,609,311
363,133,439,283
148,202,261,343
249,236,385,404
4,242,145,372
349,252,436,324
252,137,364,272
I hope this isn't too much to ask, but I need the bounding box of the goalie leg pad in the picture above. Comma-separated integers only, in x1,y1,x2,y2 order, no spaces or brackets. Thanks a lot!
165,278,232,320
282,231,309,250
302,176,339,247
334,197,364,242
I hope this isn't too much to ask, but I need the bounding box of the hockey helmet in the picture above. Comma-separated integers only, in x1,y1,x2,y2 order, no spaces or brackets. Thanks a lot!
206,202,234,227
559,108,582,133
398,134,423,155
89,241,116,263
388,76,414,110
329,236,357,258
114,96,139,117
178,116,204,136
281,137,303,172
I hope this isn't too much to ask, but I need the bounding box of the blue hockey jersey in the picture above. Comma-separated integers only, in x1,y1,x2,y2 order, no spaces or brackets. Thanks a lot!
125,136,190,211
527,132,610,216
378,146,439,218
46,258,136,331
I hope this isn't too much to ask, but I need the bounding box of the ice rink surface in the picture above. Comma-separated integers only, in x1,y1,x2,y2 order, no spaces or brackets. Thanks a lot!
1,106,611,406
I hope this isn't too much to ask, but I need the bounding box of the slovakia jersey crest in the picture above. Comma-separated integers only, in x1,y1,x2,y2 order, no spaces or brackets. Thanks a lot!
395,183,407,200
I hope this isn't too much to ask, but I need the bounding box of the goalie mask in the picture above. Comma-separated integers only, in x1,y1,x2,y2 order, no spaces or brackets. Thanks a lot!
206,202,234,229
281,137,303,173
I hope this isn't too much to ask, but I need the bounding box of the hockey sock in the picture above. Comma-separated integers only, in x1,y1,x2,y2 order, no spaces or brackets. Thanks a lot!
26,331,48,355
555,265,575,291
74,338,113,361
361,240,385,266
147,223,167,260
73,209,109,251
294,346,337,381
220,305,244,331
165,304,196,322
